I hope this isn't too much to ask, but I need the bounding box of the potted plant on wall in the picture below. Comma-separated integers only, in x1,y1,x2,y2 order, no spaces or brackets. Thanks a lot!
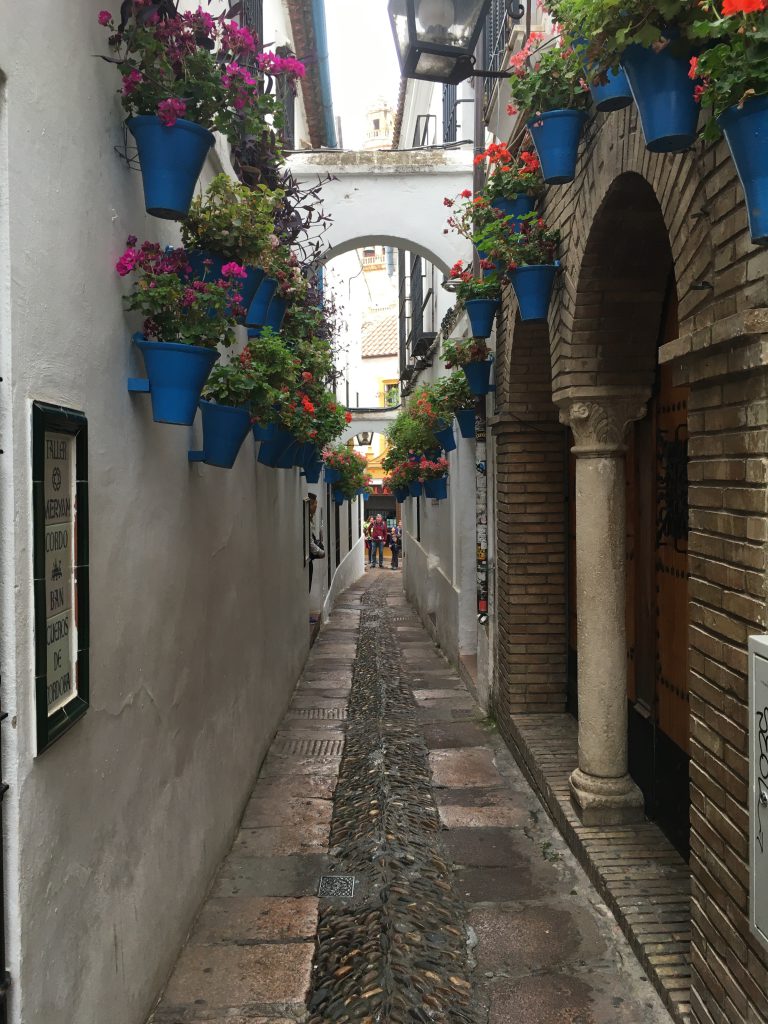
448,260,502,338
430,371,478,439
476,213,561,323
419,456,450,501
691,0,768,246
507,36,591,185
118,238,245,424
322,445,367,504
546,0,702,152
410,386,457,453
180,174,282,312
476,144,545,222
442,337,494,397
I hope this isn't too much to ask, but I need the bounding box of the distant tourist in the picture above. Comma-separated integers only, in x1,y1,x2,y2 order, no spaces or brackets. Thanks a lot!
370,514,388,568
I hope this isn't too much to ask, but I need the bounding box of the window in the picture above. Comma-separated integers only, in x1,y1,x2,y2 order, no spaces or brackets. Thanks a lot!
275,46,297,149
240,0,263,41
442,83,457,144
383,382,400,408
373,118,380,130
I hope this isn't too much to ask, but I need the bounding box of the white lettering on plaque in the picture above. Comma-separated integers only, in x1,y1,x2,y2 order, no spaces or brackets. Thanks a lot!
43,432,77,714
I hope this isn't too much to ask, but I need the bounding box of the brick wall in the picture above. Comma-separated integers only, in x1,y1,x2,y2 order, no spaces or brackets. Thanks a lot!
491,97,768,1023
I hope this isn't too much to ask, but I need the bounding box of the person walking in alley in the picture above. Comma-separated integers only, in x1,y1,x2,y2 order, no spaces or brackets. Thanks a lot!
389,524,400,569
370,514,388,568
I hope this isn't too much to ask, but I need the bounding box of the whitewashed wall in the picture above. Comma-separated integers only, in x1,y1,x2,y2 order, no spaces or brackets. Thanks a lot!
0,3,329,1023
306,484,365,619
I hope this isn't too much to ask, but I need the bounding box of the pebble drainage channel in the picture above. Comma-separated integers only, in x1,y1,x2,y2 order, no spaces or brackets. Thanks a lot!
306,584,478,1024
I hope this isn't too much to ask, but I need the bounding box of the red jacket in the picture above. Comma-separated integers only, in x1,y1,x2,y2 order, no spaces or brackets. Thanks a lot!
371,521,388,542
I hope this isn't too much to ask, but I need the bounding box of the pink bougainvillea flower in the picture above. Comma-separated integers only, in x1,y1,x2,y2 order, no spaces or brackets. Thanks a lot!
157,97,187,126
122,69,143,95
115,248,138,276
98,10,112,25
221,262,248,279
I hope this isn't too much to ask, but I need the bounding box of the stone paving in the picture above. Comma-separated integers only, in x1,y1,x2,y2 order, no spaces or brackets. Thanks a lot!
148,573,673,1023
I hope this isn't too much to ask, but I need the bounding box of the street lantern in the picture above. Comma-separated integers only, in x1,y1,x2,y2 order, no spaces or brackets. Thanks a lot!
388,0,490,84
388,0,524,84
355,431,374,446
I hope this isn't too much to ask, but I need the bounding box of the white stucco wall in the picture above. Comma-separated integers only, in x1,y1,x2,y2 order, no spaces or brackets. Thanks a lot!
0,4,332,1023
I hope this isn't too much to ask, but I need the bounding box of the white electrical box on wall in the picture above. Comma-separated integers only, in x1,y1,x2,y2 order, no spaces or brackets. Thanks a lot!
748,635,768,952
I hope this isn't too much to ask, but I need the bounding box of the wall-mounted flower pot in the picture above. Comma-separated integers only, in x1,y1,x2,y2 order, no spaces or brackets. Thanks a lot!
324,465,341,485
527,109,589,185
257,426,296,468
408,480,423,498
245,276,279,327
263,295,289,332
718,94,768,247
127,334,218,425
252,421,277,442
620,42,699,152
127,116,214,220
491,194,536,227
434,424,457,453
184,252,264,321
332,489,345,505
394,487,410,502
462,359,493,396
455,407,476,439
589,68,634,113
508,263,558,322
465,297,500,339
188,401,251,469
424,476,448,500
303,450,323,483
293,441,315,468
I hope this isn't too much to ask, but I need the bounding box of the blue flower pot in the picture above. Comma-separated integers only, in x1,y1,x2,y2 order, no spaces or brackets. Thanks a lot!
718,94,768,247
491,194,536,227
252,421,277,442
324,466,341,485
434,425,457,453
508,264,558,322
465,297,500,339
190,401,251,469
455,407,476,439
183,252,264,321
332,489,345,505
128,335,218,425
408,480,423,498
527,109,589,185
463,360,493,396
127,115,214,220
293,441,315,468
257,427,296,468
589,68,634,113
245,276,279,327
394,487,410,502
264,295,288,332
621,42,699,152
303,451,324,483
424,476,448,500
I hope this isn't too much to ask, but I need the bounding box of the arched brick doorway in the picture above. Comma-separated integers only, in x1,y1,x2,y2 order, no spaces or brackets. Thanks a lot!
563,173,690,850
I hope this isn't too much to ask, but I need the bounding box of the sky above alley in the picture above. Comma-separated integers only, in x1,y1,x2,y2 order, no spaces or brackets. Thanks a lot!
325,0,401,148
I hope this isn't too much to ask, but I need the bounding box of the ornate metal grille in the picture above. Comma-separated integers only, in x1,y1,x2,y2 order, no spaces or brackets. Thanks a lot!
483,0,508,109
442,83,457,143
241,0,263,41
656,426,689,551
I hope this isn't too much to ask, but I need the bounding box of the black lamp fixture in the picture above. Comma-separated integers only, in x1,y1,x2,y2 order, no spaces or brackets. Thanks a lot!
388,0,524,85
355,431,374,446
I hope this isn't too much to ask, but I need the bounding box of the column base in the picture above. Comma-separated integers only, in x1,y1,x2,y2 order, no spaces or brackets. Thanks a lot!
569,768,645,826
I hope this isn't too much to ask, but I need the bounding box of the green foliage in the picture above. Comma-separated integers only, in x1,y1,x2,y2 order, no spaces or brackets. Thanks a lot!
430,371,475,415
203,328,296,416
508,42,591,114
442,338,490,368
181,175,282,266
323,444,367,498
383,412,438,469
474,213,560,269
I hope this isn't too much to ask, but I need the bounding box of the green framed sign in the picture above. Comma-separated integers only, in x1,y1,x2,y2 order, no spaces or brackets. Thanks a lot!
32,402,89,753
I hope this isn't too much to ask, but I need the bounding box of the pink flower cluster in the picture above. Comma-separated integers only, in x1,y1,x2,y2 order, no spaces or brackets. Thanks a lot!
221,20,258,56
221,61,258,110
115,239,190,278
157,97,187,126
122,69,143,96
98,10,111,26
257,52,306,78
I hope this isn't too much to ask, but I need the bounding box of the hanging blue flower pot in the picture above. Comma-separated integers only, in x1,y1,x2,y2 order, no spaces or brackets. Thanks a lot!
718,94,768,247
293,441,315,468
462,359,493,397
332,488,345,506
465,297,500,339
394,487,410,502
508,264,558,322
424,476,448,500
127,334,218,426
252,421,277,442
188,401,251,469
245,276,279,327
127,116,214,220
257,427,296,468
324,465,341,485
620,41,699,153
264,295,289,332
491,194,537,227
455,408,476,439
408,480,423,498
303,451,324,483
434,424,457,453
573,37,633,113
527,109,589,185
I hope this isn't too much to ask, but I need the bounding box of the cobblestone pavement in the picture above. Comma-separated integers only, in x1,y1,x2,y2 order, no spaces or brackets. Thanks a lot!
148,573,673,1023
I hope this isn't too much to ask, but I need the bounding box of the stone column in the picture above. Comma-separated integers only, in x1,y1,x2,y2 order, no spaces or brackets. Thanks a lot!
558,394,649,825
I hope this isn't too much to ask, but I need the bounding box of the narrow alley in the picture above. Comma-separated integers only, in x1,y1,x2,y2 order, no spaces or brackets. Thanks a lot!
148,575,672,1024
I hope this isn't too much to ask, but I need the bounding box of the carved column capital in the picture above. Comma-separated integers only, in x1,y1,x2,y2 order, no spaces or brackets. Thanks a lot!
557,395,648,456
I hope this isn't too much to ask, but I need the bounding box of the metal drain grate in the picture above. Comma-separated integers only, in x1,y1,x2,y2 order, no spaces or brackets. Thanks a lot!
271,737,345,757
288,707,348,721
318,875,356,898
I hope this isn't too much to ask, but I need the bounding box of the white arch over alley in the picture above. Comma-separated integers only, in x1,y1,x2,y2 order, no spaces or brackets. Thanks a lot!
287,148,474,275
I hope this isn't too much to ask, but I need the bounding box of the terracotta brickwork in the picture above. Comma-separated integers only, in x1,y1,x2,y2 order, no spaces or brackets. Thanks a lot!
491,101,768,1024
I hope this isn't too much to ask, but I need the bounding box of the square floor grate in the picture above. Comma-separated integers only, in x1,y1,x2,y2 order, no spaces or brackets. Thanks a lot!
318,875,356,898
